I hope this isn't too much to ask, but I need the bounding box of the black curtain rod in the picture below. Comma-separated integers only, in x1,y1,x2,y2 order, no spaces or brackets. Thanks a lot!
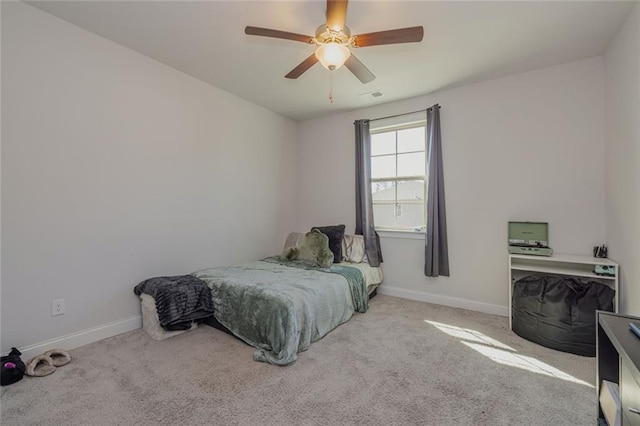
365,105,441,123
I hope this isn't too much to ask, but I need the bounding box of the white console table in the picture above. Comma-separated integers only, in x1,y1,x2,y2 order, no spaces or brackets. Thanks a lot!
508,253,619,329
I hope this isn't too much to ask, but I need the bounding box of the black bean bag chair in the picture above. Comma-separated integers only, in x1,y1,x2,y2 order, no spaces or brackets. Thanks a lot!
512,273,615,356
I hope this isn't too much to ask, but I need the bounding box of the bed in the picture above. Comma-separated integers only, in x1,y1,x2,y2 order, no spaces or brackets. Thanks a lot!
139,231,383,365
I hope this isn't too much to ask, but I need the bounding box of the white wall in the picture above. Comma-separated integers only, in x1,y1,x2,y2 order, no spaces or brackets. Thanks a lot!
1,2,298,354
3,1,628,356
605,4,640,316
297,57,606,315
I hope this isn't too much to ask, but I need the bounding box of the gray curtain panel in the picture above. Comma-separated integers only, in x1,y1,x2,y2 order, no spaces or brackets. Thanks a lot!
425,105,450,277
354,119,383,267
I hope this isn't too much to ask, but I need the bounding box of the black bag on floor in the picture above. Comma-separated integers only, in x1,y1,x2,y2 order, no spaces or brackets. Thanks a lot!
1,347,26,386
512,274,615,356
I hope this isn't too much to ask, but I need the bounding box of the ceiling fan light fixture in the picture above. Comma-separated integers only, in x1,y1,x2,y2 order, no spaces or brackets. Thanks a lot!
315,42,351,71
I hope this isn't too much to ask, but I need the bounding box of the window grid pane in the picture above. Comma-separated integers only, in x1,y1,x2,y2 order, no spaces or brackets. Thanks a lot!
397,152,426,177
398,127,425,153
371,132,396,156
371,155,396,179
371,181,396,201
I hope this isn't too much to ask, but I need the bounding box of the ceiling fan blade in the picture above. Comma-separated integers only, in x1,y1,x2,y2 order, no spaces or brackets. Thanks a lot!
352,26,424,48
326,0,348,31
344,54,375,84
285,54,319,79
245,26,313,44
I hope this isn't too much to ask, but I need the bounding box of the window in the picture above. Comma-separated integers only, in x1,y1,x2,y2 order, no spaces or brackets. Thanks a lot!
370,121,426,231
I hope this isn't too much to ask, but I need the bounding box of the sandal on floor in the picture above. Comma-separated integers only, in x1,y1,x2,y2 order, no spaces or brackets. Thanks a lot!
25,355,56,377
43,349,71,367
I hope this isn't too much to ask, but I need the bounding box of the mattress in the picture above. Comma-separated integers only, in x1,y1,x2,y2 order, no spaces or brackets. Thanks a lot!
341,261,384,290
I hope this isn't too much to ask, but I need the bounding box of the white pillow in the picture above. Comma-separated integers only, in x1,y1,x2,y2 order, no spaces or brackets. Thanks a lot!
342,234,368,263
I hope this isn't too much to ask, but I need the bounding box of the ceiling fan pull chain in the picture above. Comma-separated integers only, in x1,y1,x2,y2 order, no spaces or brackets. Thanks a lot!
329,72,334,103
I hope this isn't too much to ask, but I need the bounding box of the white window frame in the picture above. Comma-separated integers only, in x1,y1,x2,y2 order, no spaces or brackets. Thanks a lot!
370,120,427,232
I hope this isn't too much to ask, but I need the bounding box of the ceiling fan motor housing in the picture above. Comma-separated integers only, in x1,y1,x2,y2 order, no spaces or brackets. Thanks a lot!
314,25,351,46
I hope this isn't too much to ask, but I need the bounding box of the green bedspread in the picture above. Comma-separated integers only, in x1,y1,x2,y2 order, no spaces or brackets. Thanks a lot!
192,257,368,365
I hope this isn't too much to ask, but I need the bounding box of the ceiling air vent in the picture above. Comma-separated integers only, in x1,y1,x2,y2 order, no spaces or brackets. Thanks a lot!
359,90,383,100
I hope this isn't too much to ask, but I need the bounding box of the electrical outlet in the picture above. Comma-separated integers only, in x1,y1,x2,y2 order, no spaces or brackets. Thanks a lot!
51,299,65,316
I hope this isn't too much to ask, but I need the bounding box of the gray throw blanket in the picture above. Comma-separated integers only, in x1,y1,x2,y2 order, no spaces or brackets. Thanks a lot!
193,257,368,365
133,275,214,330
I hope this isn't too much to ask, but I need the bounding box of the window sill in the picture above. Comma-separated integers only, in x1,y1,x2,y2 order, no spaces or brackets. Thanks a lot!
377,230,425,240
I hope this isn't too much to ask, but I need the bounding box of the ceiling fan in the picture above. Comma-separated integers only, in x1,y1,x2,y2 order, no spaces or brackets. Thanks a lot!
245,0,424,84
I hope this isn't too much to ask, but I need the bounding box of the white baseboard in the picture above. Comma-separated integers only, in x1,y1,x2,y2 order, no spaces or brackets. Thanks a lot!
377,286,509,317
14,316,142,361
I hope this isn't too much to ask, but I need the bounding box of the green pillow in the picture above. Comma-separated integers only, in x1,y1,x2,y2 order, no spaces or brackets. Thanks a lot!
311,225,345,263
283,229,333,268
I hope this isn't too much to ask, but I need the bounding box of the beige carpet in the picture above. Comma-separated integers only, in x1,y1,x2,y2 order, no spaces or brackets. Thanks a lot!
1,295,595,425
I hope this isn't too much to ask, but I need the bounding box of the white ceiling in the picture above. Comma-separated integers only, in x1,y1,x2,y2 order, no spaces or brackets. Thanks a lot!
28,1,635,121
